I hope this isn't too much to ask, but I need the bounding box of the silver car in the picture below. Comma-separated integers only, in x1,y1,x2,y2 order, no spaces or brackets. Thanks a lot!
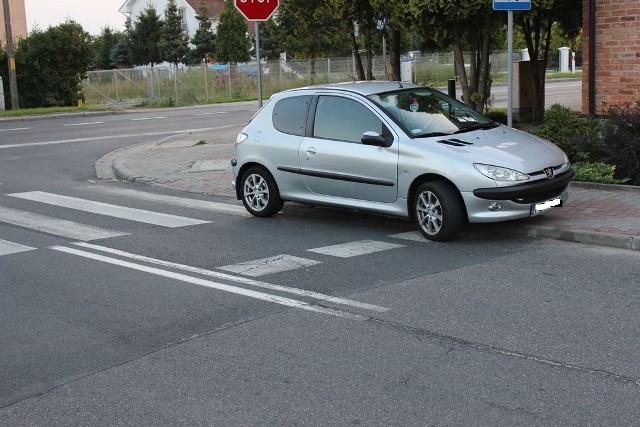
231,81,573,241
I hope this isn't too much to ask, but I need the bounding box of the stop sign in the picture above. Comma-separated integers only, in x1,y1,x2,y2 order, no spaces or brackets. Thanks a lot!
235,0,279,21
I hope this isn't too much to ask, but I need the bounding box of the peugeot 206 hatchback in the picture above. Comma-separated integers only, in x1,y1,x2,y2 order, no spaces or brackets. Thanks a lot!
231,81,573,241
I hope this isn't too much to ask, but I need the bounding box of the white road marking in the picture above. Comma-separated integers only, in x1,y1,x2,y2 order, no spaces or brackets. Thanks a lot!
0,239,36,256
51,245,366,320
8,191,209,228
64,122,104,127
0,125,245,149
86,186,248,216
389,231,428,242
308,240,404,258
130,117,167,121
75,242,388,312
0,206,129,240
0,127,31,132
219,254,321,277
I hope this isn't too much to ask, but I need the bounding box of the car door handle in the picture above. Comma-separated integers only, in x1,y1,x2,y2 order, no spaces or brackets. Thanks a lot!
306,147,317,157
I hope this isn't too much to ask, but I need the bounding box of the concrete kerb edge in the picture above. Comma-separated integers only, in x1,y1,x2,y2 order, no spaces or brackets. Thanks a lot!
96,132,192,182
521,225,640,251
572,181,640,193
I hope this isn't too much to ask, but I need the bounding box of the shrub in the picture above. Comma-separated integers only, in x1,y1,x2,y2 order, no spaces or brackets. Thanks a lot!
484,109,507,125
572,162,630,184
600,101,640,185
533,104,602,163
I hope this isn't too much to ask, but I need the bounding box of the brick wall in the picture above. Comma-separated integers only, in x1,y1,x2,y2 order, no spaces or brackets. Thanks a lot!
582,0,640,113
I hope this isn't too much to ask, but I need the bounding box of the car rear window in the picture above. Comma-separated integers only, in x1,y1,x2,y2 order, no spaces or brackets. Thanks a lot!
272,95,312,136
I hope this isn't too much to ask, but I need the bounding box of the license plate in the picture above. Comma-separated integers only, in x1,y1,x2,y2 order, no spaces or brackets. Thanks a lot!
530,196,561,216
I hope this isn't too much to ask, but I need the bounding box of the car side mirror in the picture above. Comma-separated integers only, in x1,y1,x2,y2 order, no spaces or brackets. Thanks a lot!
361,131,392,148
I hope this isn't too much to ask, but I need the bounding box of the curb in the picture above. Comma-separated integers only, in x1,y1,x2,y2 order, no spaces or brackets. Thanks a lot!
571,181,640,193
521,225,640,252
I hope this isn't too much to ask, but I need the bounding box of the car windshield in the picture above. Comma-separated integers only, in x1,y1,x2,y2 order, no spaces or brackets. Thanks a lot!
368,88,498,138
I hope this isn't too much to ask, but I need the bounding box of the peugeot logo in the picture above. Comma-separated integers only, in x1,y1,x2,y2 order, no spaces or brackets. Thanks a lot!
543,167,555,179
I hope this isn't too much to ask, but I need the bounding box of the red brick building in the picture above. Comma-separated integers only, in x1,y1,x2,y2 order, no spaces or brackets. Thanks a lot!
582,0,640,114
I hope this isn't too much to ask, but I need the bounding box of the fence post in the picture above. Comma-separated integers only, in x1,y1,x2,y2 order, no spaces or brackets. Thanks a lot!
0,76,5,111
203,60,209,103
228,63,232,100
113,69,119,101
174,63,179,106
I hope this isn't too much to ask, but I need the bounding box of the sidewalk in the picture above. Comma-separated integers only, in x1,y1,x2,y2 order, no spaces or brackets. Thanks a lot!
96,128,640,252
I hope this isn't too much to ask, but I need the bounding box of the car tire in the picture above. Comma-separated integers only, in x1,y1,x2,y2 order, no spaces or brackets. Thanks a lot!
413,181,464,241
240,167,284,217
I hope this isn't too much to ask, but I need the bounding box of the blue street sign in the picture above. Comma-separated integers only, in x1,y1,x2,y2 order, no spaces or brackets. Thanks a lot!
493,0,531,10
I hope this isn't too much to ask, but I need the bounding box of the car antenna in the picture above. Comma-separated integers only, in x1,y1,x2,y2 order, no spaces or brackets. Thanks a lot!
392,73,403,88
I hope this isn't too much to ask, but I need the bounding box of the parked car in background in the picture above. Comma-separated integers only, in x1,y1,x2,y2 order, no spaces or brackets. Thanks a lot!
238,62,269,78
231,81,573,241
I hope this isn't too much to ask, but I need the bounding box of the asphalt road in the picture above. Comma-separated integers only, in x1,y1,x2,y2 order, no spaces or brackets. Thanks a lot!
3,90,640,425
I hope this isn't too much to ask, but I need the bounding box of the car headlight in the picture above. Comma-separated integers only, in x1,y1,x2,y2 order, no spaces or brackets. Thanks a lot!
235,132,248,145
474,163,530,182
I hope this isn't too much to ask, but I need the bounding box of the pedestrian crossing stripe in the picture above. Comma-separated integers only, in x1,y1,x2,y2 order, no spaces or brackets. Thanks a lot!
218,254,321,277
0,206,130,241
86,186,248,216
8,191,209,228
0,239,36,256
308,240,404,258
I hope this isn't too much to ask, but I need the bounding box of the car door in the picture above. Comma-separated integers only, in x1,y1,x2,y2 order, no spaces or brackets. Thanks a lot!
298,95,399,203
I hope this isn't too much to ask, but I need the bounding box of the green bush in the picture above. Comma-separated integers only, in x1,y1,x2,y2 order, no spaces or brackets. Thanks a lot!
484,109,507,125
533,104,602,163
600,101,640,185
573,162,630,184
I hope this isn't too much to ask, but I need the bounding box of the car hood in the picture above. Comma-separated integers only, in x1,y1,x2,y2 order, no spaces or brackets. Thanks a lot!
427,125,567,173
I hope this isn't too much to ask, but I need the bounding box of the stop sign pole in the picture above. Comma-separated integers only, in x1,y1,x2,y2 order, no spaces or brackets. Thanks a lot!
235,0,280,108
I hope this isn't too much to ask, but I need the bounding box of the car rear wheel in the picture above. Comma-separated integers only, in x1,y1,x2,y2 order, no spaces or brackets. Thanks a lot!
413,181,464,241
241,167,283,217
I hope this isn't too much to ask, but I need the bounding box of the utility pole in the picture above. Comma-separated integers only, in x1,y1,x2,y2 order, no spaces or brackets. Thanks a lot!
2,0,20,109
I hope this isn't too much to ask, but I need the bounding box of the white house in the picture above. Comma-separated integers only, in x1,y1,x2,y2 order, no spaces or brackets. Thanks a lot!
118,0,225,38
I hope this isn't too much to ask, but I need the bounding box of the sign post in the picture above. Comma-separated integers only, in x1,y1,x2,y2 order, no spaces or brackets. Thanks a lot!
493,0,531,127
235,0,280,108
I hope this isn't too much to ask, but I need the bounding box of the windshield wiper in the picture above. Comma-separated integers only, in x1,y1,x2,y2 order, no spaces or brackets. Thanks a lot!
414,131,454,138
453,122,500,134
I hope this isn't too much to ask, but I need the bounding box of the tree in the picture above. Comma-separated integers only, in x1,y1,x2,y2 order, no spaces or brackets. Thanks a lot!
276,0,349,83
516,0,582,124
216,0,251,64
409,0,501,113
3,21,94,108
93,27,121,70
328,0,376,80
110,35,132,68
159,0,189,66
258,18,282,60
370,0,415,83
128,6,163,66
186,4,217,64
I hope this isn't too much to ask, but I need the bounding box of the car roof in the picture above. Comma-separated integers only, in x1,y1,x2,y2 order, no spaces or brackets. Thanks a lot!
286,81,422,96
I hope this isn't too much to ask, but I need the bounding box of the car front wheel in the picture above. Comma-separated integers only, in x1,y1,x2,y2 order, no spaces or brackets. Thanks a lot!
240,167,283,217
413,181,464,241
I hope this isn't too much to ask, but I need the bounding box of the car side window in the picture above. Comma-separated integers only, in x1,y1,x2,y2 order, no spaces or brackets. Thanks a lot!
272,95,312,136
313,96,383,143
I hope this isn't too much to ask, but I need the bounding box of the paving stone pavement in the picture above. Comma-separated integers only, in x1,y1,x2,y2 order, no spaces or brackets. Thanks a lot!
97,128,640,251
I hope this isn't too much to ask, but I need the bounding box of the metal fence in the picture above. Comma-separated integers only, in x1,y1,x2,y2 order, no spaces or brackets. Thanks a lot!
82,50,580,107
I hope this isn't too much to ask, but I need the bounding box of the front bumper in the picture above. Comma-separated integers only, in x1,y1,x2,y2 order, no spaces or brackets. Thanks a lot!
463,169,573,223
472,169,574,204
